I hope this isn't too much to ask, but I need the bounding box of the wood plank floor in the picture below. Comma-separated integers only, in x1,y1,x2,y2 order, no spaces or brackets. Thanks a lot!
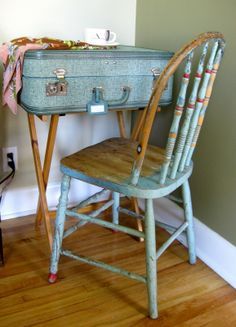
0,211,235,326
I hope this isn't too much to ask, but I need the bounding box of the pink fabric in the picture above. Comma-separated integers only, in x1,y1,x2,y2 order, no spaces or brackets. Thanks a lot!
0,43,46,114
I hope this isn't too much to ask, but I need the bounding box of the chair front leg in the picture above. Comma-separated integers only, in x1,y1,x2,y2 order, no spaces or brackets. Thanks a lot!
49,174,71,283
182,180,196,264
145,198,158,319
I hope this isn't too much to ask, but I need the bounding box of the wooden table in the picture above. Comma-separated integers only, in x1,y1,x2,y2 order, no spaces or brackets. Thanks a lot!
27,109,145,251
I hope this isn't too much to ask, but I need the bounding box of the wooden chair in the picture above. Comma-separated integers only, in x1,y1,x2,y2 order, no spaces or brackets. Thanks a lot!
48,32,225,319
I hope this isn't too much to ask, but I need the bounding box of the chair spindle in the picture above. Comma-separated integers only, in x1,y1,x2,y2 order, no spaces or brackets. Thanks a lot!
185,45,224,166
159,51,194,184
171,42,209,177
180,41,219,169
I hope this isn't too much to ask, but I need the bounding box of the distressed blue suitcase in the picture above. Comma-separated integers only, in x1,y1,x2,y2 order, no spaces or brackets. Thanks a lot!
20,45,173,115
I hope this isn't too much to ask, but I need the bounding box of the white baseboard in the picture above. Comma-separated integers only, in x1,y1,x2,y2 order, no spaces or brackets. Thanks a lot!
0,180,103,220
138,198,236,289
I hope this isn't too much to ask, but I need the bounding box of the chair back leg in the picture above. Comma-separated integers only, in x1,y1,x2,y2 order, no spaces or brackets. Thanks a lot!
145,198,158,319
112,192,120,225
182,180,196,264
49,174,71,282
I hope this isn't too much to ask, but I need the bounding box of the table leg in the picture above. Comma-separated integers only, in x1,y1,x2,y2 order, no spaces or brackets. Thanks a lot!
133,197,144,241
130,108,161,239
35,115,59,225
27,113,53,250
131,109,146,141
116,111,143,238
116,111,127,138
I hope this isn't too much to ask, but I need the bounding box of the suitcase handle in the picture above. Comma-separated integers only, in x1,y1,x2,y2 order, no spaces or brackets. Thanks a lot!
106,86,131,107
88,86,131,108
87,86,131,114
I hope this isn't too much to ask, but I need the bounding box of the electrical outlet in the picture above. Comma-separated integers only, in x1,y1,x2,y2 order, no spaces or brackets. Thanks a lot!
2,147,18,172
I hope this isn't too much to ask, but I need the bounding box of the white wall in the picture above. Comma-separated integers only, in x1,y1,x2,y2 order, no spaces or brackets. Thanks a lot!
0,0,137,218
0,0,136,45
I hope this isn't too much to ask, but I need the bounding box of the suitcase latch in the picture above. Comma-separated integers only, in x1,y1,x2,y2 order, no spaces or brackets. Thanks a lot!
46,68,68,96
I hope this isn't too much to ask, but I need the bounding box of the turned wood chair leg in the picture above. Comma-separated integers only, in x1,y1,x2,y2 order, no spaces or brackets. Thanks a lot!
145,198,158,319
49,175,71,283
112,192,120,225
182,180,196,264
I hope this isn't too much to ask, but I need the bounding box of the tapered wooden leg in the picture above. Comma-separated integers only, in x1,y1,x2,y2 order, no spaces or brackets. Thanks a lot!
116,110,143,236
116,111,127,138
145,198,158,319
27,113,53,250
131,109,146,141
132,198,144,241
49,174,71,282
112,192,120,225
182,180,196,264
131,107,161,142
36,114,59,225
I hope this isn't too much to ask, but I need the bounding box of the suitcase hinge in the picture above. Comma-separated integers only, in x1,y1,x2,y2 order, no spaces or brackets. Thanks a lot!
151,67,168,90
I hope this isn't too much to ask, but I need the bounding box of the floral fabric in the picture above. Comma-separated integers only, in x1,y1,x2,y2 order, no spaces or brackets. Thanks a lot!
0,37,100,114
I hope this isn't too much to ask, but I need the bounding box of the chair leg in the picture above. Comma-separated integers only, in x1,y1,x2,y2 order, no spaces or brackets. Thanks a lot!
112,192,120,225
49,174,71,283
182,180,196,264
145,198,158,319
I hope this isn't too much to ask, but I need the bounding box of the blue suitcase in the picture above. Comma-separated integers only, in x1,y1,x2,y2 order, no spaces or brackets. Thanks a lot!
20,45,173,115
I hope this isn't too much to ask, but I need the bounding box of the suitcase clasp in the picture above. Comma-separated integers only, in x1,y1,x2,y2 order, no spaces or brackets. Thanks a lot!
46,68,68,96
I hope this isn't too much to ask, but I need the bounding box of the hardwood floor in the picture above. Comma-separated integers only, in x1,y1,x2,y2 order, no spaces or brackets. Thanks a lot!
0,211,235,326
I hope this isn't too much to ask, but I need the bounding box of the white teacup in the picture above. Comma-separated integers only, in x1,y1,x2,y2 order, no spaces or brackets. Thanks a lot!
84,28,116,44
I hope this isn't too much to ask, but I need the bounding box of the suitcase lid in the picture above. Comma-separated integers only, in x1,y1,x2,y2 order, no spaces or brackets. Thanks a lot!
24,45,174,60
22,46,174,78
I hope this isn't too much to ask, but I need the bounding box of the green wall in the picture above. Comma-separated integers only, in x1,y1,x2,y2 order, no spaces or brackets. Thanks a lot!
136,0,236,245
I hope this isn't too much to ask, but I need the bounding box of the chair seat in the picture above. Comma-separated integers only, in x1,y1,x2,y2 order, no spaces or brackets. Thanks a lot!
61,137,193,198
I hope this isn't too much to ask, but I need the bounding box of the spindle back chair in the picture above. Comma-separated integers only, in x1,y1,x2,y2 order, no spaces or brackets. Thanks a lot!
48,32,225,319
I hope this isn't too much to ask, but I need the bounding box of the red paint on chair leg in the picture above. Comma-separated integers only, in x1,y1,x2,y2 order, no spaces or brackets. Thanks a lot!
48,273,57,283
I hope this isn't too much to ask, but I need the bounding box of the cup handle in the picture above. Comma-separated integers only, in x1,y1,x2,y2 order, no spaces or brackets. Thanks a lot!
108,32,116,43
